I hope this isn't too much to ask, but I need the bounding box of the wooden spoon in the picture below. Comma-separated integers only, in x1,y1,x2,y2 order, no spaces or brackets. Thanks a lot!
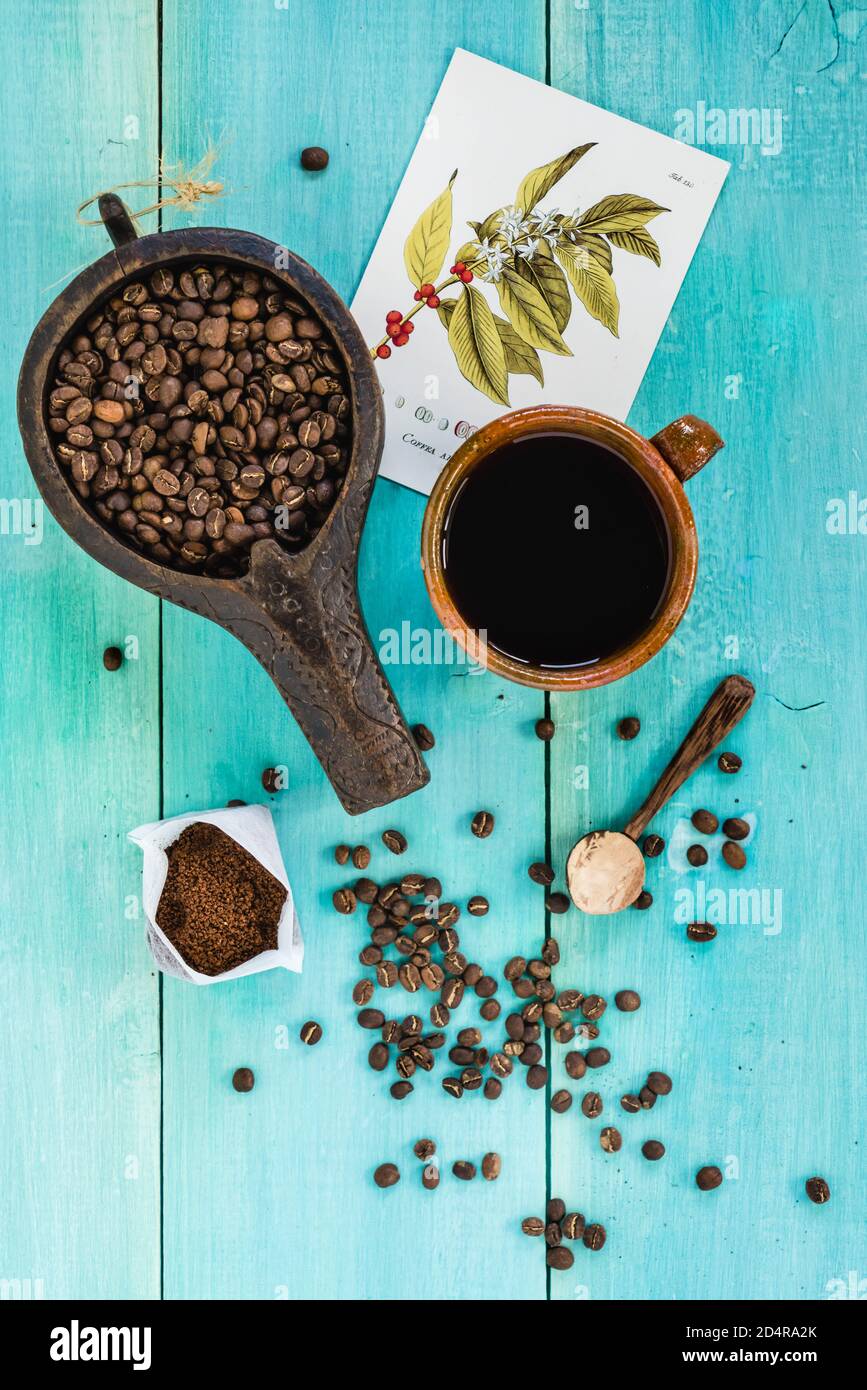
566,675,755,914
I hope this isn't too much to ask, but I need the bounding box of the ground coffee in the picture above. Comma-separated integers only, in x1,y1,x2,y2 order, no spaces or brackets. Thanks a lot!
157,822,286,975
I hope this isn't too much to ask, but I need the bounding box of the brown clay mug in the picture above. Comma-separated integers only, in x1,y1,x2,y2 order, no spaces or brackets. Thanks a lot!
420,405,723,691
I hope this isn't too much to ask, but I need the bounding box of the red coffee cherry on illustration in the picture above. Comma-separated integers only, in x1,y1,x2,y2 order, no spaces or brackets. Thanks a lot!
419,282,435,298
376,344,391,359
385,310,402,324
426,295,440,308
450,261,466,274
392,332,409,346
460,269,474,283
401,321,414,334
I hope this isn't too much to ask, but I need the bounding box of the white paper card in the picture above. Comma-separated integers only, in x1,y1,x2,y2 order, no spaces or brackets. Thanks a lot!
351,49,729,494
128,803,303,984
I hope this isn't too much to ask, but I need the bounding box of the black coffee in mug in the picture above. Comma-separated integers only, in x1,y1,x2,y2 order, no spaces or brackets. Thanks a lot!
440,432,671,669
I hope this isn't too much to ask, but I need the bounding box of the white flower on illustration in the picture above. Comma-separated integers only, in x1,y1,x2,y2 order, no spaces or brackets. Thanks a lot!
515,236,539,260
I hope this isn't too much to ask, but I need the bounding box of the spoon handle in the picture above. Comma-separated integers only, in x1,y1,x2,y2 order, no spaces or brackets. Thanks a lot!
623,675,755,841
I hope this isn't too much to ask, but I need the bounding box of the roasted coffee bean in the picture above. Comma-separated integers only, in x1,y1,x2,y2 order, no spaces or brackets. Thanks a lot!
396,1054,415,1080
300,145,329,171
299,1020,322,1045
615,989,641,1012
490,1052,512,1078
528,861,555,886
470,810,494,838
442,1075,463,1099
232,1067,255,1093
412,723,435,751
583,1223,606,1251
617,716,640,740
355,878,378,904
582,995,607,1020
526,1064,547,1089
102,645,123,670
382,829,407,855
351,844,371,870
647,1071,672,1096
722,816,750,840
521,1217,545,1237
686,844,708,867
600,1126,622,1153
535,717,555,741
461,1067,483,1091
437,902,460,928
545,1222,562,1247
639,1085,657,1109
390,1081,413,1100
422,1164,440,1190
430,1003,450,1028
561,1212,585,1240
553,1022,575,1044
520,1042,543,1066
513,977,534,998
261,767,284,794
357,1008,385,1029
565,1051,587,1080
547,1246,574,1270
722,840,747,869
691,808,718,834
642,1140,666,1160
620,1093,641,1113
483,1077,502,1100
551,1089,573,1114
542,1003,562,1029
718,751,742,773
578,1022,600,1041
368,1043,389,1071
542,936,560,966
480,999,500,1021
545,892,570,914
452,1160,476,1181
643,833,665,857
374,1162,400,1188
376,961,398,988
334,843,351,865
585,1047,611,1069
481,1152,501,1181
352,979,374,1006
400,872,426,896
547,1198,566,1223
423,876,442,899
805,1176,830,1204
359,945,382,967
441,979,464,1009
633,889,654,909
382,1021,401,1044
413,1138,436,1161
332,887,356,914
581,1092,603,1118
687,921,717,943
696,1165,723,1191
475,975,497,998
558,989,583,1012
467,895,489,916
504,955,526,981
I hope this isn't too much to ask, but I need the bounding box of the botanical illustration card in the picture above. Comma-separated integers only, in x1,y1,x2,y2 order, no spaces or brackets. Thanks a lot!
351,49,730,494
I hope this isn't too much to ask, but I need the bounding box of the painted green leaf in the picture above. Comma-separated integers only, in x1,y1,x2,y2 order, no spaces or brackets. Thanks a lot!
514,241,572,333
496,265,572,356
516,143,596,216
441,297,543,385
605,225,662,266
404,171,456,289
555,243,620,337
447,285,510,406
453,238,479,266
576,193,668,236
571,232,613,274
474,208,504,242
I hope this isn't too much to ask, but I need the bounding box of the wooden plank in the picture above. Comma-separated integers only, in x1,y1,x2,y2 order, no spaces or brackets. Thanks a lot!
548,0,866,1299
0,1,161,1298
159,0,549,1299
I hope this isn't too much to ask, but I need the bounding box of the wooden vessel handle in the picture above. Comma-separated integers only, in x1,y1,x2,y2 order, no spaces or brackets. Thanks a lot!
623,675,755,841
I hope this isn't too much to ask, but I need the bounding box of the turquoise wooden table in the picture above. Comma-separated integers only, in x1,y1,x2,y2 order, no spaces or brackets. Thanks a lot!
1,0,864,1302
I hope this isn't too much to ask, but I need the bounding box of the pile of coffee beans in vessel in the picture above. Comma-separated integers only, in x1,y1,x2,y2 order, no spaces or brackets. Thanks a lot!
46,260,352,576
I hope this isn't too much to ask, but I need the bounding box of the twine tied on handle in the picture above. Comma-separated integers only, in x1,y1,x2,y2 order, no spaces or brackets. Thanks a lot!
76,146,226,228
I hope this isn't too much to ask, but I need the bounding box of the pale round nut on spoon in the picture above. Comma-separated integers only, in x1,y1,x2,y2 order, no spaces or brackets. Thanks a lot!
566,675,755,915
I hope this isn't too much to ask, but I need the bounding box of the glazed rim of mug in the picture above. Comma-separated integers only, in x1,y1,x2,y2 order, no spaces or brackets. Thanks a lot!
420,404,699,692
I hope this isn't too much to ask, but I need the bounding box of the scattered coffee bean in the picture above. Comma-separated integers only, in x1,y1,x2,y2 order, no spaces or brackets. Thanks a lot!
696,1165,723,1191
691,809,718,834
642,1140,665,1161
232,1067,254,1093
545,1222,562,1247
647,1071,672,1096
467,895,489,916
422,1164,440,1190
805,1176,830,1204
357,1008,385,1029
390,1081,413,1100
299,1020,322,1046
351,844,371,870
615,989,641,1012
547,1246,574,1270
368,1043,389,1071
352,979,374,1006
300,145,329,171
102,645,123,671
600,1126,622,1153
411,723,435,751
722,816,750,840
562,1212,585,1240
547,1198,566,1222
262,767,284,793
642,833,665,858
639,1085,657,1109
687,921,717,943
582,995,607,1020
480,999,500,1021
483,1077,502,1099
585,1047,611,1069
471,810,495,838
442,1076,463,1098
453,1160,476,1181
633,890,653,909
545,892,570,914
382,829,407,855
551,1089,573,1113
620,1093,641,1113
617,716,640,740
526,1064,548,1089
535,717,555,741
718,751,742,773
481,1152,501,1181
529,861,555,885
581,1092,603,1118
414,1138,436,1161
722,840,746,869
686,844,708,867
583,1223,606,1251
565,1052,587,1081
332,887,356,914
374,1162,400,1188
521,1217,545,1237
504,955,526,981
334,844,351,865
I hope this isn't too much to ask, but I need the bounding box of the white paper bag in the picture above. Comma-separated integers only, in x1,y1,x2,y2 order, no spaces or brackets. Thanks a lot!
128,804,303,984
